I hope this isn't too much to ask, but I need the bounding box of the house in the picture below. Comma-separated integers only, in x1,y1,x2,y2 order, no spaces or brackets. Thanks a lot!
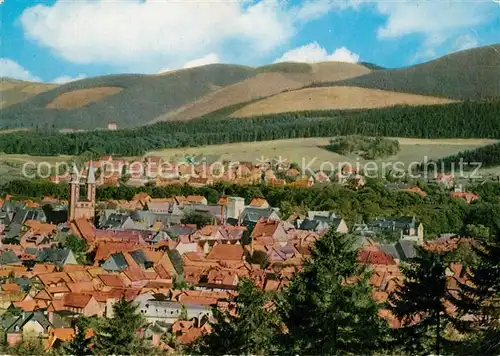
185,196,208,205
0,250,21,266
193,225,246,254
137,297,212,324
107,121,118,131
48,293,103,317
385,183,428,198
379,239,418,262
102,253,129,272
2,311,52,345
450,191,479,204
248,198,269,209
434,173,455,188
35,248,78,267
356,216,424,243
237,207,280,229
206,244,244,263
296,211,348,234
251,219,294,245
45,327,95,351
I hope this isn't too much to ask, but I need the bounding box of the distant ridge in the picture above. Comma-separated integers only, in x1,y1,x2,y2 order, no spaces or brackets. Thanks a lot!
318,45,500,100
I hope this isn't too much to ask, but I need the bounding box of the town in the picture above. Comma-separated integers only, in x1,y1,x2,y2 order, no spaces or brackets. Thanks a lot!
0,153,496,354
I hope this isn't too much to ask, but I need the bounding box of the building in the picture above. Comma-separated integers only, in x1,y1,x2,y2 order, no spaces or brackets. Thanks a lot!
225,197,245,221
354,216,424,243
68,163,96,222
107,121,118,131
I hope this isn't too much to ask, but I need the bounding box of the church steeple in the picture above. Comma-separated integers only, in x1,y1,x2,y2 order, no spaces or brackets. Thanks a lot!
86,161,97,204
68,161,96,222
87,161,96,184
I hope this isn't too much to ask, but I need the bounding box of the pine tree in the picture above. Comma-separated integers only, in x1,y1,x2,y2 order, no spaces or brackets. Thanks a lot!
93,298,146,355
389,247,449,355
279,232,387,355
188,278,282,355
64,317,93,356
451,241,500,354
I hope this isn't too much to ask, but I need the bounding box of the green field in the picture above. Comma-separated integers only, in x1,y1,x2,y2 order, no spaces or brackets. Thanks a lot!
148,137,500,173
0,154,72,185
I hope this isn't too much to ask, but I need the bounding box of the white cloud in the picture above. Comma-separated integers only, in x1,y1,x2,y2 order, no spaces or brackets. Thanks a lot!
52,74,87,84
453,34,480,52
183,53,220,69
296,0,360,21
275,42,359,63
375,1,492,39
0,58,41,82
20,0,295,69
374,1,495,59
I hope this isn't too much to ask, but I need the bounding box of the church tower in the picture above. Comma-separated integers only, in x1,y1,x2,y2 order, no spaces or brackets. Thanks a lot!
68,162,96,222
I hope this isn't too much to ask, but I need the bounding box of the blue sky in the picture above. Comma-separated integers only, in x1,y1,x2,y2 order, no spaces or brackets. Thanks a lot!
1,0,499,84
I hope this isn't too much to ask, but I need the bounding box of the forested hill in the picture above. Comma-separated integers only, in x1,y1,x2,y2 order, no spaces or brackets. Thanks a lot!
0,64,256,130
314,44,500,100
0,101,499,157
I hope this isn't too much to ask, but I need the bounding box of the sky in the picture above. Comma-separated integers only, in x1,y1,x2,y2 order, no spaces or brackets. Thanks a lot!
1,0,499,84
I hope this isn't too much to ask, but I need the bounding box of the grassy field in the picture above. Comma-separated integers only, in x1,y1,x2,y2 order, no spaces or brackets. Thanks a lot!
0,154,73,185
46,87,123,109
1,137,497,186
156,62,372,122
231,86,456,118
0,78,56,109
148,137,500,173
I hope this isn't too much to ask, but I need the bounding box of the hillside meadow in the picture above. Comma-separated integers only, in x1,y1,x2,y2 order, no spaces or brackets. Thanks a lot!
231,86,457,118
148,137,499,170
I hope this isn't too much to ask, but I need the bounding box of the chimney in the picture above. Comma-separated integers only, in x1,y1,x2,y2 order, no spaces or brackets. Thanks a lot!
237,210,241,226
220,204,225,225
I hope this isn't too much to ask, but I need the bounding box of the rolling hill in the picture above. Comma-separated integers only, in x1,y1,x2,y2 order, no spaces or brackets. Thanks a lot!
0,64,255,130
230,86,456,118
156,61,372,122
0,45,498,130
316,44,500,100
0,78,56,109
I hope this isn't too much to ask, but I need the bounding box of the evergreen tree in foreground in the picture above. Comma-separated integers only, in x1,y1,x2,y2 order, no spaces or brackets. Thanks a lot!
64,317,93,356
389,247,449,355
451,241,500,355
279,232,387,355
188,278,282,355
93,298,146,355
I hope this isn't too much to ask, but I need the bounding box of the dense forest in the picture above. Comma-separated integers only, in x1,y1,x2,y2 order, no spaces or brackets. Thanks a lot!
0,101,499,156
328,135,400,159
436,142,500,169
3,179,500,240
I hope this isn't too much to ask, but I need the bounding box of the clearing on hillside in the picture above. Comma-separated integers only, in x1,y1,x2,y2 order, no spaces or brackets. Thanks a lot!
46,87,123,109
231,86,457,118
0,78,56,109
147,137,498,171
0,64,256,130
157,62,372,122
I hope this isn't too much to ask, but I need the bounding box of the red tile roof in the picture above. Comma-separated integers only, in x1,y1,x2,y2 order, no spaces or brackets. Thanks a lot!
206,245,244,261
63,293,93,308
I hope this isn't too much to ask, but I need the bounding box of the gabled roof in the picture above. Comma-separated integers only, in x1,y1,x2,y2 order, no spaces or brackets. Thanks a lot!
35,248,73,265
206,245,244,261
4,311,52,333
0,250,20,265
63,293,93,308
103,252,129,272
241,207,279,223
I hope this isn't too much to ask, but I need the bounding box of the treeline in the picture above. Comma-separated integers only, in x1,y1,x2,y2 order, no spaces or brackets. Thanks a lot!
0,101,499,156
3,179,500,240
436,142,500,169
328,135,400,159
